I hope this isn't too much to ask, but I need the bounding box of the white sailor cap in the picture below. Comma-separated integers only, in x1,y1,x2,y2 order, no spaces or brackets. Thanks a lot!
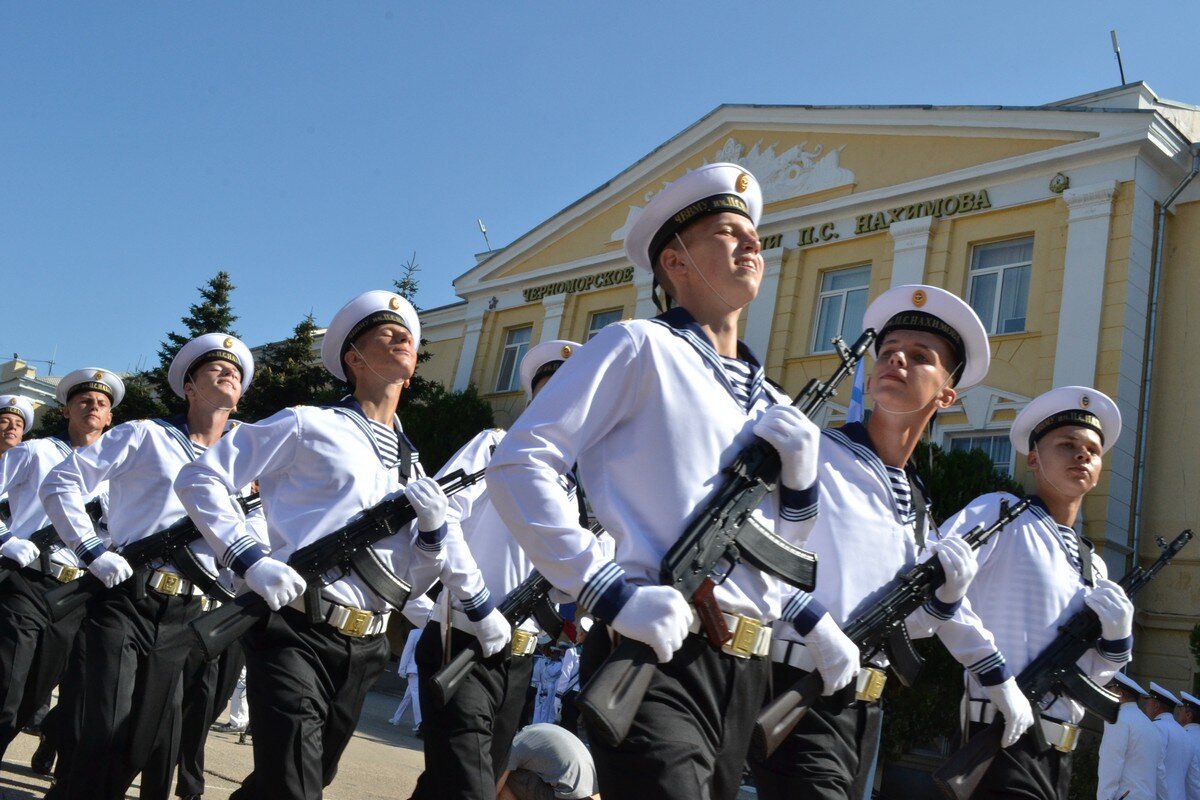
56,368,126,408
519,339,582,400
0,395,35,431
1009,386,1120,456
624,162,763,274
1108,671,1148,697
1150,681,1181,706
168,333,255,399
321,290,421,382
1180,691,1200,710
861,284,991,390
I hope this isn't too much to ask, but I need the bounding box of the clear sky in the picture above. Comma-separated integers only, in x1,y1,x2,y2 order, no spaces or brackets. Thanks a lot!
2,1,1196,376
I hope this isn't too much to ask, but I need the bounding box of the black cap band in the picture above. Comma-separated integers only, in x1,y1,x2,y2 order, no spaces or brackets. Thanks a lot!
531,360,565,391
1029,410,1104,451
877,311,966,381
187,350,244,381
66,381,114,401
647,193,752,271
0,406,24,420
341,311,409,365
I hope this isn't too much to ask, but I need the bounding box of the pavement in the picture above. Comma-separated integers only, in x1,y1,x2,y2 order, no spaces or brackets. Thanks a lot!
0,689,427,799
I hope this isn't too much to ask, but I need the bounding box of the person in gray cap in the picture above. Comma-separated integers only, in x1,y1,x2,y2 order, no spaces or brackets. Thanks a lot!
1144,682,1200,800
40,337,254,800
0,371,120,772
1096,672,1162,800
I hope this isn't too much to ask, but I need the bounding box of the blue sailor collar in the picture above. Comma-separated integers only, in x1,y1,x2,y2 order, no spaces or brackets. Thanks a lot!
826,421,931,524
327,395,419,476
153,414,236,461
650,306,767,410
1026,494,1095,584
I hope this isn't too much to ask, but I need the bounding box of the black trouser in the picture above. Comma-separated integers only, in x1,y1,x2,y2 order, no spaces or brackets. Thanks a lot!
45,578,204,800
749,660,883,800
408,622,535,800
175,639,246,797
229,605,390,800
965,720,1071,800
0,568,88,762
580,623,769,800
558,689,581,737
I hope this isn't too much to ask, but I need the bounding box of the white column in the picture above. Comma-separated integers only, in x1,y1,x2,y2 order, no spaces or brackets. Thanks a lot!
451,313,485,392
540,294,567,342
744,250,785,359
888,216,935,286
1052,180,1118,387
633,267,657,319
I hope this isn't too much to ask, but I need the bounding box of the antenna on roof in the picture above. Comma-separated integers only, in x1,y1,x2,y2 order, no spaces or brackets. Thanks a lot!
477,218,492,251
1110,29,1127,86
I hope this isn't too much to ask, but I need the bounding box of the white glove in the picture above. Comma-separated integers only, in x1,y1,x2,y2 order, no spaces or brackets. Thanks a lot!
88,551,134,588
405,477,448,532
472,607,512,658
753,405,820,490
805,613,860,695
610,585,693,663
0,537,41,568
244,557,307,612
983,677,1035,748
1084,578,1134,641
931,536,979,605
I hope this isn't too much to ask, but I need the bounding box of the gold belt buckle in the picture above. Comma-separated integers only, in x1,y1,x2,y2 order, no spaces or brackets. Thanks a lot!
1053,722,1080,753
152,571,182,596
724,615,763,659
338,608,373,638
856,667,888,703
511,629,535,656
57,565,83,583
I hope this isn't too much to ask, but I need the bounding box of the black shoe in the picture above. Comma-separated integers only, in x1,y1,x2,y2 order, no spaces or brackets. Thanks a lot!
31,734,54,776
210,721,247,733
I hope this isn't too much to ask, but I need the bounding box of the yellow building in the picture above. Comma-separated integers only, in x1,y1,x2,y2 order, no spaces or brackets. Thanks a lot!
419,82,1200,690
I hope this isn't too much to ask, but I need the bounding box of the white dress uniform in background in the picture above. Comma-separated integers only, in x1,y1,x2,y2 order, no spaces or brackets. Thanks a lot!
532,648,564,725
1097,672,1163,800
389,627,423,729
1150,683,1200,800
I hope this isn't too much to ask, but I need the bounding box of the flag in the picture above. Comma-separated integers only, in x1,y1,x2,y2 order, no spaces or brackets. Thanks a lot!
846,356,866,423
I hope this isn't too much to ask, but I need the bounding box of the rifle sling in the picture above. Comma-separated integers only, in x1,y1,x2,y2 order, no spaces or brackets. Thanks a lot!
348,546,412,611
1077,536,1095,588
911,480,928,550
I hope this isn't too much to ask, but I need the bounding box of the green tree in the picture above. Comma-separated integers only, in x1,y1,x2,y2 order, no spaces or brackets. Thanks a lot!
148,271,240,415
238,314,338,422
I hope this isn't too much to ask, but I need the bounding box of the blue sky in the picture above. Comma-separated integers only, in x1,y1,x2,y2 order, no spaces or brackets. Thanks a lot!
2,2,1196,376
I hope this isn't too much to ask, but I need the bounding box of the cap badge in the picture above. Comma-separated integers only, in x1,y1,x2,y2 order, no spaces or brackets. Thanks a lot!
1080,394,1090,408
93,371,103,380
389,297,401,310
561,345,573,359
912,290,927,308
7,398,15,406
223,337,234,348
735,173,750,193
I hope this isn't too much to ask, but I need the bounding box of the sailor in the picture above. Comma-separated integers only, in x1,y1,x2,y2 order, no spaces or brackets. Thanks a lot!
1146,682,1200,800
0,373,120,768
0,395,33,456
1178,691,1200,752
40,337,253,800
939,386,1135,798
409,338,583,800
750,285,1031,799
1097,672,1163,800
174,290,448,800
488,163,822,799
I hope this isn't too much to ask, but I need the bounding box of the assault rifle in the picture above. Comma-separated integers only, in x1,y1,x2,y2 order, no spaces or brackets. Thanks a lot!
45,494,261,622
751,497,1032,760
0,499,104,585
191,469,484,660
0,498,10,525
933,528,1193,800
428,565,566,708
577,329,876,749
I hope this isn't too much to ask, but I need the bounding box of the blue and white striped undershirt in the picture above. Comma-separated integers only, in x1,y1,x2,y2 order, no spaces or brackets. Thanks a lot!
719,355,754,411
366,418,401,469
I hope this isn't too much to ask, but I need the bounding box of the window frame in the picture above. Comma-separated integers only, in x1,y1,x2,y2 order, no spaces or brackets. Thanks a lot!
494,325,533,393
811,264,872,354
946,431,1015,477
967,237,1034,335
586,308,624,342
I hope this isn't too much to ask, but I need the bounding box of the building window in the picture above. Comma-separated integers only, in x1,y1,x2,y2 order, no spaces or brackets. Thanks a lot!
948,433,1014,477
587,309,623,341
968,238,1032,335
812,265,871,353
495,326,532,393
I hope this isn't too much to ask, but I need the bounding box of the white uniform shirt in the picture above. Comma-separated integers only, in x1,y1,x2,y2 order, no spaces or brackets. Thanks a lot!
1097,702,1163,800
941,493,1131,722
556,646,581,697
1,437,109,569
397,628,422,677
533,656,564,724
1154,712,1200,800
774,423,1007,685
433,427,569,628
487,309,817,624
41,420,211,573
174,402,443,612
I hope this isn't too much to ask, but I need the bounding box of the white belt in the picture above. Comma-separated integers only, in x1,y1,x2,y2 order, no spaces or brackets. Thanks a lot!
288,596,391,638
147,569,205,598
435,603,538,657
966,698,1079,753
688,611,772,659
770,639,887,702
